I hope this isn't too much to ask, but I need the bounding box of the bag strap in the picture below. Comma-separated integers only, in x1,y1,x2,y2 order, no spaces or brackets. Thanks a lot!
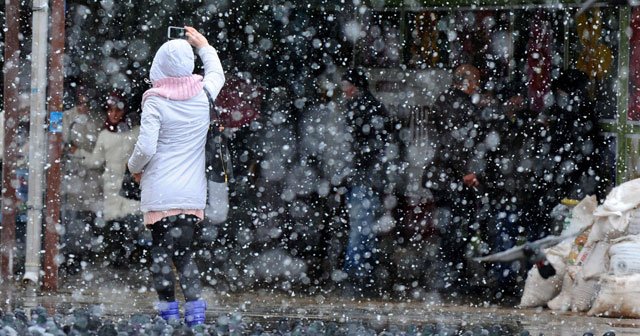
203,87,220,124
203,87,230,183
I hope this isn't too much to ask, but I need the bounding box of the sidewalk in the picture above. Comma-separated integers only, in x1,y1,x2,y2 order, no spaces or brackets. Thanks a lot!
2,264,640,336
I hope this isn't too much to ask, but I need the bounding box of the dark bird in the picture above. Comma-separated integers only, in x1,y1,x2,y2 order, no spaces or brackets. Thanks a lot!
473,233,571,263
473,226,589,278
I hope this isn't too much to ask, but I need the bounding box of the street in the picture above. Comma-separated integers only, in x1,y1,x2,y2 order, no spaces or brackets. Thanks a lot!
2,264,640,335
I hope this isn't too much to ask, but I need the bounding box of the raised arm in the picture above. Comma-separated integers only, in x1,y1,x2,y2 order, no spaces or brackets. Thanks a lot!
185,26,225,98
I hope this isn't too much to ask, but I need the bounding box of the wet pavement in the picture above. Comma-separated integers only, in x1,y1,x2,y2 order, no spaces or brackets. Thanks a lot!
2,264,640,335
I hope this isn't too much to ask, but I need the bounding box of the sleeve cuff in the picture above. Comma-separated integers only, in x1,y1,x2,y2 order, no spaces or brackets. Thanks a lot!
197,44,214,56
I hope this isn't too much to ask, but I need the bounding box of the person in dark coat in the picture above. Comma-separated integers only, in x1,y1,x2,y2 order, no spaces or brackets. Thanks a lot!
478,82,552,299
340,67,392,296
544,69,608,204
422,64,483,295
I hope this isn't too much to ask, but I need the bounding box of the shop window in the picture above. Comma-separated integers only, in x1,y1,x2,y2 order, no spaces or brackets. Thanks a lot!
569,7,619,121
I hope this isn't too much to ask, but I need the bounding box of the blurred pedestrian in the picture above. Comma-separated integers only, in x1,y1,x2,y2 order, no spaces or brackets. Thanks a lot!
127,26,225,327
61,83,103,274
340,67,392,296
422,64,482,296
293,75,349,286
545,69,607,204
479,81,550,301
71,89,141,269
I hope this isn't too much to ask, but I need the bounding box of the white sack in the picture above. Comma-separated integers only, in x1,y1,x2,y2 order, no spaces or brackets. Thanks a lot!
567,242,605,311
546,270,574,311
570,273,600,312
546,239,573,262
596,178,640,215
588,274,640,318
608,238,640,276
588,216,628,244
627,209,640,235
563,195,598,237
590,178,640,242
581,241,610,280
519,246,569,308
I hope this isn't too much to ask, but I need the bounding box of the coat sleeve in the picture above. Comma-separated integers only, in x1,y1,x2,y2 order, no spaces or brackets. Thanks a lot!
77,130,105,169
128,99,162,174
198,45,225,99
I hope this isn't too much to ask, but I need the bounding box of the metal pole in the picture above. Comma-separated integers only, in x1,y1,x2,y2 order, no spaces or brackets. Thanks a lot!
1,0,21,282
616,6,632,184
23,0,50,287
43,0,65,292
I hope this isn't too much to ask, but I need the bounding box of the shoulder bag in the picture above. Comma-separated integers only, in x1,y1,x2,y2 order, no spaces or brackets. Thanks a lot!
204,88,232,224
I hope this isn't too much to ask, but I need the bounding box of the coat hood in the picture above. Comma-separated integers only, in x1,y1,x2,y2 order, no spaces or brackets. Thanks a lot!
150,39,195,83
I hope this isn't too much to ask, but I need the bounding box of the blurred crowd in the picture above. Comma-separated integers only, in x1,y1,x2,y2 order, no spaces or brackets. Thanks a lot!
0,3,614,305
221,63,609,303
0,58,610,305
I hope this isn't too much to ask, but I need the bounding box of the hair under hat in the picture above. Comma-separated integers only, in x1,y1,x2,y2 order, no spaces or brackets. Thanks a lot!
106,89,127,114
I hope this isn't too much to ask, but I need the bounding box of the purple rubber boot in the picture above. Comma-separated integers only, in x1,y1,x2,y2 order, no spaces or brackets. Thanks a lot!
184,299,207,327
156,301,180,322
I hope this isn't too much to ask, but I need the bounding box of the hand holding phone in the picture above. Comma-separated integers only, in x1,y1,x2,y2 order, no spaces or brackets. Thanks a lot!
184,26,210,49
167,26,186,40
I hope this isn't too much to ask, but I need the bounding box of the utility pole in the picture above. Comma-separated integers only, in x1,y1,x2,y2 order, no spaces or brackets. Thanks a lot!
43,0,65,292
23,0,49,289
2,0,21,282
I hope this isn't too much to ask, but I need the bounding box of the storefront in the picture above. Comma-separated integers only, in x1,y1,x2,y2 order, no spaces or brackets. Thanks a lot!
353,1,637,191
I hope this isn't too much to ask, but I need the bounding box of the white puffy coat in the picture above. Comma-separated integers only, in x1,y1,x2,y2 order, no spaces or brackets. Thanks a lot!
128,43,225,213
77,125,140,221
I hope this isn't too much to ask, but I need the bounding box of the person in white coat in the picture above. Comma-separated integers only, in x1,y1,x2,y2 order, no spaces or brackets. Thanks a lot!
128,26,225,327
73,90,142,268
61,84,103,273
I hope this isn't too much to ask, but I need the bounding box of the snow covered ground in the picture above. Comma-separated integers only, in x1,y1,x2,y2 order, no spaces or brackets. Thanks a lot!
2,263,640,335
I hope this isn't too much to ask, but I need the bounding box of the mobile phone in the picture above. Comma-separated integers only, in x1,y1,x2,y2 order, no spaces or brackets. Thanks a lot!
167,26,186,40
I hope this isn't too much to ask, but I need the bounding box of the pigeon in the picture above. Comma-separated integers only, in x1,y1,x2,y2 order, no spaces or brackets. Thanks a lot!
473,225,589,264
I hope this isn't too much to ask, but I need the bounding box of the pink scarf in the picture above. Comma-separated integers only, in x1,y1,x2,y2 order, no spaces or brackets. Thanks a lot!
142,74,204,104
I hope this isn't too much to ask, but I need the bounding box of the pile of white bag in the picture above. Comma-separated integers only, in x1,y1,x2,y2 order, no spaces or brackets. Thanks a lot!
519,178,640,317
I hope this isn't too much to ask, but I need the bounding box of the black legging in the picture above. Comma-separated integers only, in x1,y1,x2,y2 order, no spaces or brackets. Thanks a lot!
150,215,202,302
